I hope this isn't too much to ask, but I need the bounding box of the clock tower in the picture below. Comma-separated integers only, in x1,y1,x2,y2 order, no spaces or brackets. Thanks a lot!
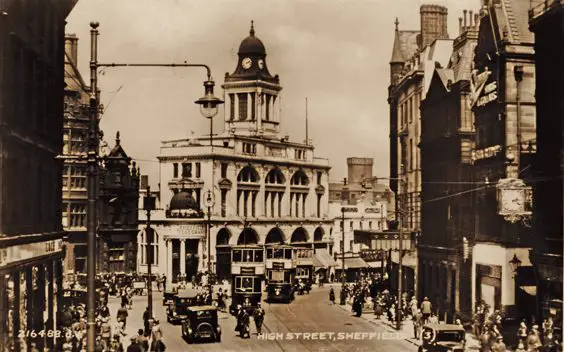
222,21,282,138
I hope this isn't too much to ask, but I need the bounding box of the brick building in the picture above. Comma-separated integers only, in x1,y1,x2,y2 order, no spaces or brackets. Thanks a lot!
388,5,453,233
419,10,479,322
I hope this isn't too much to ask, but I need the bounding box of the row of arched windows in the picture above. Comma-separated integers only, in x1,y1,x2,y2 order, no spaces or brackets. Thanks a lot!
236,166,311,186
215,226,326,246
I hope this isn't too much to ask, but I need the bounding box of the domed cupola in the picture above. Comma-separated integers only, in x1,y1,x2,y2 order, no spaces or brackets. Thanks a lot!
226,21,279,84
238,24,266,56
168,191,203,218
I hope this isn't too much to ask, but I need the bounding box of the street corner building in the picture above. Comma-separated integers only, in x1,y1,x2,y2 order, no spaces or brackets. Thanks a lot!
136,23,335,286
0,0,78,351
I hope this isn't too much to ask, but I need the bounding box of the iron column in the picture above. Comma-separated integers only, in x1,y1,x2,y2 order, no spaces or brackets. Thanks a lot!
87,21,100,352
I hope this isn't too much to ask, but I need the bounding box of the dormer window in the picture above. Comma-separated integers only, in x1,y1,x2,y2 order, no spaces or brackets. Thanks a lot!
243,143,256,155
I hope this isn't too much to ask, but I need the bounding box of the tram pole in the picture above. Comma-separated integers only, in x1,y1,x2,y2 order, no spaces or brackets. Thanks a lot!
340,207,346,305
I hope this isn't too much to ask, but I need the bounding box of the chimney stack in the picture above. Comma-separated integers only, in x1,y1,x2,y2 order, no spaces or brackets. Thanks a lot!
463,10,468,31
459,17,463,34
469,10,474,27
419,4,449,49
64,34,79,65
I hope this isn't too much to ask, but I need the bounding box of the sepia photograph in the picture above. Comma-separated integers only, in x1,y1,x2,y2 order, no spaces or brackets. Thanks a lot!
0,0,562,351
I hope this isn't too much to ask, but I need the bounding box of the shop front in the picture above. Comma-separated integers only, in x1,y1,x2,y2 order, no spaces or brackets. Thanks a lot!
0,237,65,352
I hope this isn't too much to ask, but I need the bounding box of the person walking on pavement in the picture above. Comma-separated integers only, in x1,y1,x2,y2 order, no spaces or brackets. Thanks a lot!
142,307,151,335
413,309,423,339
117,303,129,329
409,296,418,317
253,302,265,335
329,287,335,305
421,297,432,325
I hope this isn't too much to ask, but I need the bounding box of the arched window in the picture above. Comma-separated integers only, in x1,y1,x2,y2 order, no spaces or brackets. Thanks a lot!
216,228,231,246
237,166,259,217
313,227,324,242
265,228,285,244
290,227,309,243
290,170,309,186
265,168,285,184
237,228,259,245
237,166,259,183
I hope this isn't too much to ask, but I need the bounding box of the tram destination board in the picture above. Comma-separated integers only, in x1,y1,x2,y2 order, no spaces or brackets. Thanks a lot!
272,262,285,270
240,267,256,275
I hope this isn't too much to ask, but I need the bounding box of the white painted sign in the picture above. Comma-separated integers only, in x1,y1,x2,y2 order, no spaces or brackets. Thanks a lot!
0,239,63,267
476,81,498,107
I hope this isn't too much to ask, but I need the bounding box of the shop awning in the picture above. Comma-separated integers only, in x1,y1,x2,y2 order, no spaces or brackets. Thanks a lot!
313,249,338,268
520,285,537,296
366,261,382,268
336,257,368,270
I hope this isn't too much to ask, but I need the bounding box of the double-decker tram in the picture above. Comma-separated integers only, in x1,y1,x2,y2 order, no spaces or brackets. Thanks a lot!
229,245,264,315
294,247,314,294
265,244,295,303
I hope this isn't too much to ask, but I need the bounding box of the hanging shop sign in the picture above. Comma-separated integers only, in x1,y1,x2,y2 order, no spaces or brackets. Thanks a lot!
0,239,63,267
476,81,498,107
496,178,533,223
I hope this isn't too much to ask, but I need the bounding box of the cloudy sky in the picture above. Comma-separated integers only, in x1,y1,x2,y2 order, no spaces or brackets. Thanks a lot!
66,0,480,187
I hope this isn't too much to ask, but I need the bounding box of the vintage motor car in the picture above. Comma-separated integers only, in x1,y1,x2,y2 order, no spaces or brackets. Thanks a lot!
162,289,178,306
419,324,466,352
181,305,221,343
166,293,199,324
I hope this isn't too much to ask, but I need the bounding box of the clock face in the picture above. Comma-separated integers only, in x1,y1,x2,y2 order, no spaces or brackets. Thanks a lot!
258,59,264,69
242,57,252,69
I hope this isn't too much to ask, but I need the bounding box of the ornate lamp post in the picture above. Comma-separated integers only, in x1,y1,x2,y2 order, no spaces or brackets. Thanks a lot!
143,186,156,320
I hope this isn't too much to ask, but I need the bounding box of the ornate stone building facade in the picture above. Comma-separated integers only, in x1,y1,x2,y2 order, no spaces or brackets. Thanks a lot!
98,132,140,273
138,23,334,284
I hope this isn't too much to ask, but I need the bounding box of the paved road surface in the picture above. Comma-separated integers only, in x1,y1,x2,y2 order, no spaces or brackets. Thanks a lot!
107,284,414,351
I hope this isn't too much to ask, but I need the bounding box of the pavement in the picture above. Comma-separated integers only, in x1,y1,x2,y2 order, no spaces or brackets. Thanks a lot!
335,293,485,351
105,283,416,351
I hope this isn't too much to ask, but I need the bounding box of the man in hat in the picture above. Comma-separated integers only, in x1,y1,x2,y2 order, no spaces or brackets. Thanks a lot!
526,325,542,351
126,336,141,352
421,297,432,325
253,302,265,335
490,335,506,352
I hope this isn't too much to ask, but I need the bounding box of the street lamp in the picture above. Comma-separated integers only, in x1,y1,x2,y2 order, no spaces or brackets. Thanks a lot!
509,253,522,275
143,186,156,320
195,79,222,294
203,190,215,290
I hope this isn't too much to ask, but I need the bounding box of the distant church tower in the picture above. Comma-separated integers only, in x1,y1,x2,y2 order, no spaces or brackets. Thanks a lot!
222,21,282,138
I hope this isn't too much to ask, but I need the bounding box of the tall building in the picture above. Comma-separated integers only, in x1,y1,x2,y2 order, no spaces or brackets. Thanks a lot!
388,5,453,233
419,9,479,322
528,0,563,323
470,0,536,320
62,33,90,277
328,158,389,281
98,132,140,273
0,0,77,350
137,23,334,284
